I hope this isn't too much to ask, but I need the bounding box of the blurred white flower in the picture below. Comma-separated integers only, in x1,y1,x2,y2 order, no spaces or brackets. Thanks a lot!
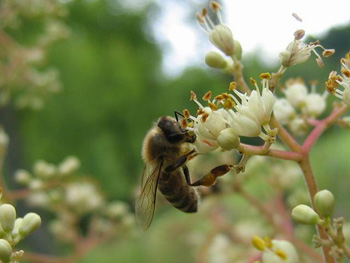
273,98,296,124
65,181,104,214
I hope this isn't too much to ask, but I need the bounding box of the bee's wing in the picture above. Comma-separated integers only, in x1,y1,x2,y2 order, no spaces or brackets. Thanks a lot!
135,160,163,230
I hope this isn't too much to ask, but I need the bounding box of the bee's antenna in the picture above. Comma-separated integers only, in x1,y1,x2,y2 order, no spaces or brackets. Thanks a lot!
174,111,184,122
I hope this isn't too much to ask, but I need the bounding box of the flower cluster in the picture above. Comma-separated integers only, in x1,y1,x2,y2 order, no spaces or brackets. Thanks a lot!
252,236,299,263
0,0,69,109
279,29,334,68
14,157,135,244
326,52,350,106
0,194,41,263
182,74,276,153
274,79,328,135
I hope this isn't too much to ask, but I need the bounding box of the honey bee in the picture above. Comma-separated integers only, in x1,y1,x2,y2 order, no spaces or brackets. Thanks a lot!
135,113,232,230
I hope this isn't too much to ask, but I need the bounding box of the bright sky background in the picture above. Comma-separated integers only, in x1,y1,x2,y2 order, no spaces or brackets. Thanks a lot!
151,0,350,76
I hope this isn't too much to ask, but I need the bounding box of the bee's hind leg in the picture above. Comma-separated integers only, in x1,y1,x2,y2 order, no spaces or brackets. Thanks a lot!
188,165,233,187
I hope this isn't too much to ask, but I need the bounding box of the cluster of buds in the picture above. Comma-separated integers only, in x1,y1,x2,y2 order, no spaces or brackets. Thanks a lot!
15,157,135,244
252,236,299,263
274,79,328,135
291,190,350,260
326,52,350,106
279,28,334,68
0,194,41,263
292,189,335,225
182,73,276,153
0,0,69,109
196,1,242,76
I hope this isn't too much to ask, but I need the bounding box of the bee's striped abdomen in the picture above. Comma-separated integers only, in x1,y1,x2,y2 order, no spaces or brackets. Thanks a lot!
158,170,198,213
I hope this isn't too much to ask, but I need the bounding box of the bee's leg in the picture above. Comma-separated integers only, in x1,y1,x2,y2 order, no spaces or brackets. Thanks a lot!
189,165,233,187
164,149,196,173
183,165,192,185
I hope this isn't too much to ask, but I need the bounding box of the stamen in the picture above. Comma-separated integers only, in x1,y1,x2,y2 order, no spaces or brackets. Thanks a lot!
210,1,222,12
229,82,237,91
208,102,218,111
275,249,288,260
183,109,191,119
196,12,205,24
181,119,188,129
214,94,224,101
250,77,257,85
203,91,212,101
222,93,230,99
260,73,271,80
196,108,205,116
224,98,235,109
294,29,305,40
322,49,335,58
342,69,350,78
201,113,209,122
292,13,303,22
190,90,197,101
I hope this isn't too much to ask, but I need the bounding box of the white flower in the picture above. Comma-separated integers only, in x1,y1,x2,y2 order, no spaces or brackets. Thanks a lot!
65,181,104,214
262,240,299,263
284,79,308,108
196,2,235,56
288,117,308,136
279,32,334,68
273,98,295,124
326,54,350,105
304,93,327,117
228,75,275,139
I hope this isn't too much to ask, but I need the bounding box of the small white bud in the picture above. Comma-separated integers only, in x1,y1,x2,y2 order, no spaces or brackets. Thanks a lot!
292,204,320,225
304,93,326,117
14,170,32,185
12,218,23,238
19,213,41,237
205,51,227,69
288,117,308,136
0,128,9,158
58,156,81,176
234,40,242,60
217,128,240,150
314,190,335,218
33,160,57,179
342,88,350,106
209,24,235,56
106,201,129,219
0,204,16,232
0,239,12,263
273,98,296,124
284,82,308,108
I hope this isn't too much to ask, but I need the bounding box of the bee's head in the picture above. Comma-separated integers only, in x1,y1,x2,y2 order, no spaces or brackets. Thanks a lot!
157,116,196,144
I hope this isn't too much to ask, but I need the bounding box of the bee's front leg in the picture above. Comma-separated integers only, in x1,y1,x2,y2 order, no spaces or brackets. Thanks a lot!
164,149,196,173
189,165,233,187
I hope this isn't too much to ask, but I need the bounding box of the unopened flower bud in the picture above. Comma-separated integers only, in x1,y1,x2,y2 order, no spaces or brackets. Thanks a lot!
0,239,12,263
58,156,81,175
209,24,235,56
19,213,41,237
205,51,227,69
0,128,9,158
304,93,326,117
14,170,32,185
292,204,320,225
273,99,295,124
12,218,23,237
284,82,307,108
314,190,335,218
217,128,240,150
34,160,56,179
234,40,242,60
0,204,16,232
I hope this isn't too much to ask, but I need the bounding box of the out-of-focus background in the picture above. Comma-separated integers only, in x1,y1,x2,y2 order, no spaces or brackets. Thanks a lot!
1,0,350,262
